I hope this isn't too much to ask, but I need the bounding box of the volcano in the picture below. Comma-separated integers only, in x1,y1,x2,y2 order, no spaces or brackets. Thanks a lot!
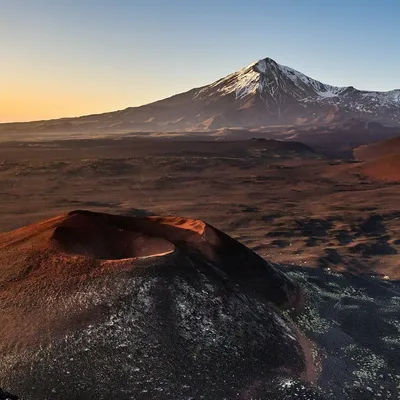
0,210,319,399
1,57,400,137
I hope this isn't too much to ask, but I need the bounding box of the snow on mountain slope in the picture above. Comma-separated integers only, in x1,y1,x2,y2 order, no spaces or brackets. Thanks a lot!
189,58,400,128
195,57,400,109
194,64,260,100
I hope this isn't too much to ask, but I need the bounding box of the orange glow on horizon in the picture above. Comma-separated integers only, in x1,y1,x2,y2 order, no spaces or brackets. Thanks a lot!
0,74,176,123
0,87,146,123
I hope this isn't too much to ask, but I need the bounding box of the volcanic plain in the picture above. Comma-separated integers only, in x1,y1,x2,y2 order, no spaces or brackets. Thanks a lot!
0,136,398,279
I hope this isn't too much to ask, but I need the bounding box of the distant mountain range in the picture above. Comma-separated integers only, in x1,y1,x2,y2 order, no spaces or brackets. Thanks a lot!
1,57,400,136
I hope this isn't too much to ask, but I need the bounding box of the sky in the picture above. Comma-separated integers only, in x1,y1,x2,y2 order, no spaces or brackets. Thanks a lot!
1,0,400,122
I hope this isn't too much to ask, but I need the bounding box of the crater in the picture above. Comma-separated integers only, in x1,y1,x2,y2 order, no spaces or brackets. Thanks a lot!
52,222,175,260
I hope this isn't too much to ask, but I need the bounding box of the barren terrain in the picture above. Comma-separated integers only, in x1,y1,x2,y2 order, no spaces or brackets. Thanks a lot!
0,137,398,279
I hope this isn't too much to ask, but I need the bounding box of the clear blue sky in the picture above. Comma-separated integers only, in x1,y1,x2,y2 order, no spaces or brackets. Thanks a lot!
1,0,399,122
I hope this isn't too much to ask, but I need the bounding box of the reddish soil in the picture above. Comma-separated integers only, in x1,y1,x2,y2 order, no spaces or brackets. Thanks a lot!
354,137,400,182
358,154,400,182
355,136,400,161
0,212,211,293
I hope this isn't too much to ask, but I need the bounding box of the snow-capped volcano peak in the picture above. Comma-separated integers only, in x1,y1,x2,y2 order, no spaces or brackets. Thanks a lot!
253,57,278,73
193,57,400,126
195,57,346,102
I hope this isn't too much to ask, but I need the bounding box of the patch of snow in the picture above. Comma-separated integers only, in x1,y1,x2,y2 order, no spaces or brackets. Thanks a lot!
194,64,260,100
318,88,340,98
280,379,295,389
256,59,268,74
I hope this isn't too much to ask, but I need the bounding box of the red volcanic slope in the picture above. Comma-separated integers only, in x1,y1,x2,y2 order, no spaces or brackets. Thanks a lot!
354,137,400,182
0,212,209,292
358,154,400,182
355,136,400,161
